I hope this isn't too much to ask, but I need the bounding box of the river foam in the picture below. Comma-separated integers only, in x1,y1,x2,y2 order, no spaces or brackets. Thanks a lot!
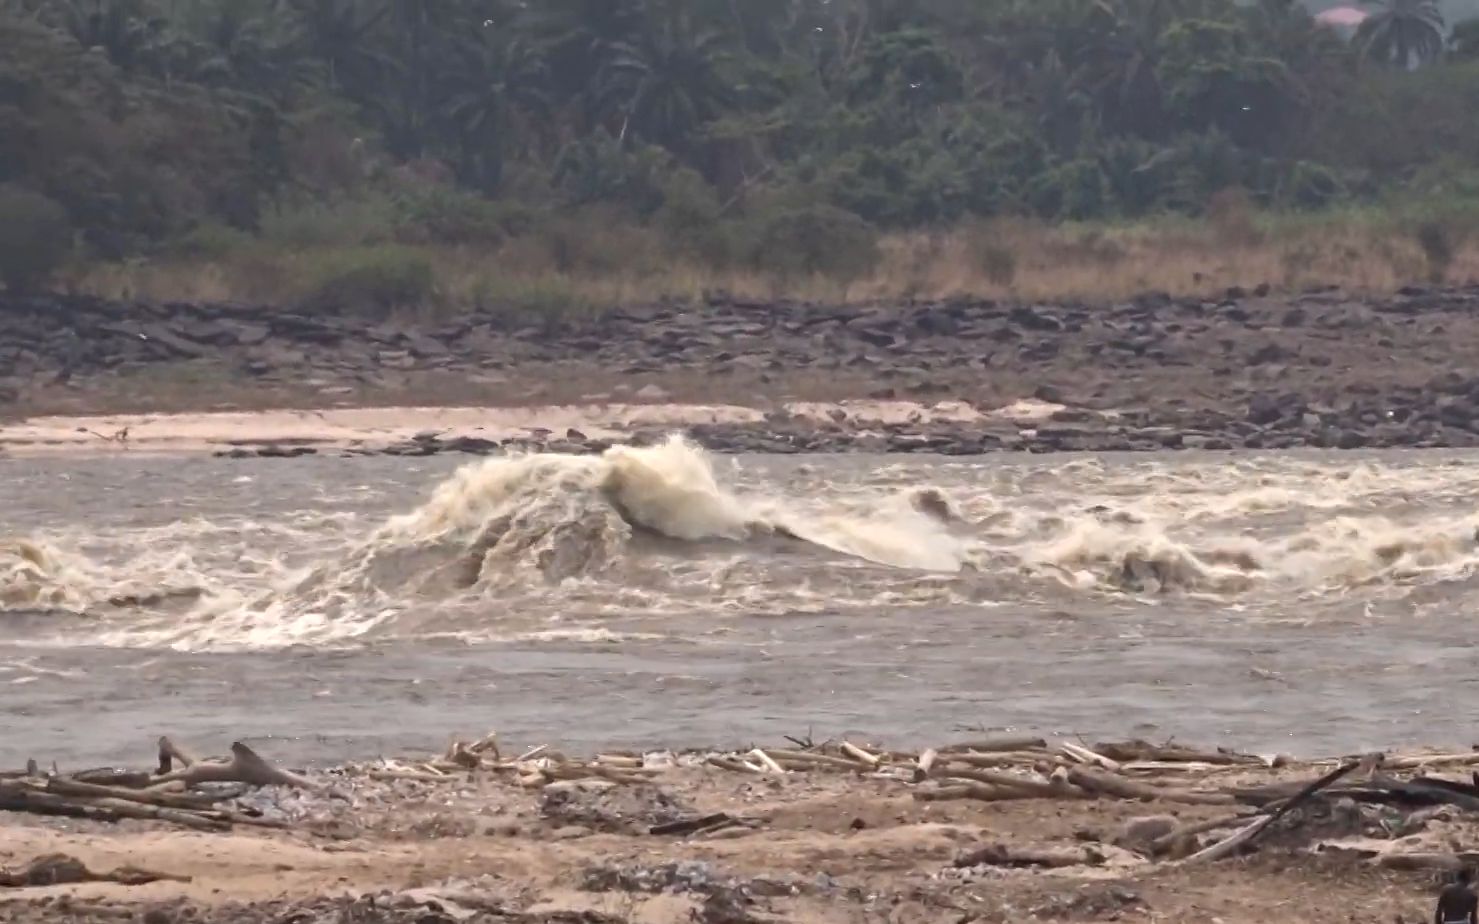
4,440,1479,651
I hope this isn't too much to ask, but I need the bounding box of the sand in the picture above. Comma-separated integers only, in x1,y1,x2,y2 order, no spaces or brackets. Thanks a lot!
0,399,1044,457
0,740,1462,924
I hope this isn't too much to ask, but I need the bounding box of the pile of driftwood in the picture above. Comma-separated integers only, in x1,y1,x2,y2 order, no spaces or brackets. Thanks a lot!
361,732,666,789
704,736,1479,868
11,731,1479,872
705,734,1286,790
0,737,316,833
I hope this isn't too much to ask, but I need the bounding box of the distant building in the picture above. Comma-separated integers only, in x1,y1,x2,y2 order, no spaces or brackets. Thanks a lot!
1313,5,1368,39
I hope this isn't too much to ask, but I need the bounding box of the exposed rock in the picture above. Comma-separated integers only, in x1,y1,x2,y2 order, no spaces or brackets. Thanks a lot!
1246,394,1284,426
443,436,500,454
1009,306,1063,332
255,445,317,458
1034,384,1066,404
1111,815,1178,851
1248,343,1296,365
9,287,1479,455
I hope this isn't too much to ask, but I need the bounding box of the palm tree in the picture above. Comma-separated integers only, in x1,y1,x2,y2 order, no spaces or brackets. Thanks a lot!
525,0,642,128
176,1,304,94
1027,48,1094,157
49,0,169,72
440,21,550,192
1450,18,1479,61
595,1,736,153
0,0,48,20
1069,0,1179,140
375,0,463,159
691,0,791,56
1356,0,1446,69
285,0,390,93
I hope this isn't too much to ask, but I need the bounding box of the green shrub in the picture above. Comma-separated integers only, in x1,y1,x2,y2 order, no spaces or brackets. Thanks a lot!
510,206,663,276
746,204,879,281
1416,221,1456,282
1028,160,1109,220
260,196,398,248
394,187,525,246
303,246,436,315
655,169,722,238
0,185,72,293
551,136,671,215
655,169,741,265
169,222,253,259
1278,162,1346,210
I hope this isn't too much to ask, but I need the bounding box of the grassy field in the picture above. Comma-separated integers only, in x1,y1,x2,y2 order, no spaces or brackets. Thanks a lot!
65,195,1479,322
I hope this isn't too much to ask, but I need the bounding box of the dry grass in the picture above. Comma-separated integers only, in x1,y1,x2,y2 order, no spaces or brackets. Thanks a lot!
864,218,1470,301
68,211,1479,315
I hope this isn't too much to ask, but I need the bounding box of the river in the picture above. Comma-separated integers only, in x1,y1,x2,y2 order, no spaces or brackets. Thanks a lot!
3,440,1478,767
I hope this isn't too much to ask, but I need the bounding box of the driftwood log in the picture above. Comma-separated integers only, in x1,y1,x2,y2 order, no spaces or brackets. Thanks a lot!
941,736,1048,754
956,843,1108,869
941,766,1088,799
0,854,189,888
0,788,228,831
153,742,319,790
1093,740,1267,767
0,737,315,834
33,776,232,809
1067,766,1235,805
156,736,198,774
692,735,1479,871
649,813,743,837
1148,813,1260,857
9,729,1479,873
1179,760,1360,865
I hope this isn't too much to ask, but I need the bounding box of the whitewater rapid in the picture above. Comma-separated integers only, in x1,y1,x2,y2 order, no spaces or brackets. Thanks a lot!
3,438,1479,652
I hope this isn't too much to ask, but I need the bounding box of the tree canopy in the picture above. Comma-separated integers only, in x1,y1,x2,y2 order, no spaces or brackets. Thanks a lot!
2,0,1479,257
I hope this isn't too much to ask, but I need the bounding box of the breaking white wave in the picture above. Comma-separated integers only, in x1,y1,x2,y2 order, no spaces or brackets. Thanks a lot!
6,438,1479,650
313,434,978,599
1023,506,1479,598
3,436,980,649
0,538,205,614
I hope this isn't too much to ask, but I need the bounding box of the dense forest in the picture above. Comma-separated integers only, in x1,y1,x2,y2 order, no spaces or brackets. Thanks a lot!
2,0,1479,297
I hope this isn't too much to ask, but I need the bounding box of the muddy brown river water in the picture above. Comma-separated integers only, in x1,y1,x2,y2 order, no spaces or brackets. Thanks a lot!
3,442,1479,767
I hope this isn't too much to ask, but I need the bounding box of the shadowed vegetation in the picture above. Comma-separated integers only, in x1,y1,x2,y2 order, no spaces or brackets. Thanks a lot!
1,0,1478,303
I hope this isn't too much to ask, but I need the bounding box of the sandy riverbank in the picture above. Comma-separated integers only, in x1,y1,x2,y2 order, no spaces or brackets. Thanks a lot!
0,399,1052,457
2,733,1472,923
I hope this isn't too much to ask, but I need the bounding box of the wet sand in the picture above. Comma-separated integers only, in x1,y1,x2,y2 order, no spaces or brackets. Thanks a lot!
0,399,1036,458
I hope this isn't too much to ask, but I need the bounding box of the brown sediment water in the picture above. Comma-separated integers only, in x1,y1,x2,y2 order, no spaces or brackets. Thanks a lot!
3,432,1479,767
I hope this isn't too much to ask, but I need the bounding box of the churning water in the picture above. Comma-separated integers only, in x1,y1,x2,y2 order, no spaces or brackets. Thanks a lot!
4,438,1479,765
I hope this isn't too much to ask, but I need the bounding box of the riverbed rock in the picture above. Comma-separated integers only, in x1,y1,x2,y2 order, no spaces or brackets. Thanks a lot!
11,287,1479,455
1246,394,1286,426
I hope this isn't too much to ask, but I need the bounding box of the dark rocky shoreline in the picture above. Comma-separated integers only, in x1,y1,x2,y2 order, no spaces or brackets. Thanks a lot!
7,285,1479,456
